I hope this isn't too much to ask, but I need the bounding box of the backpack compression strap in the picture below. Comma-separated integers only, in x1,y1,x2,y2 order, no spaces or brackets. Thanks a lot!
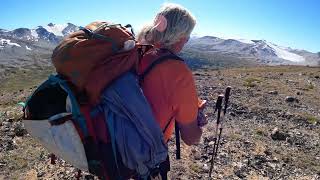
81,27,119,53
81,23,136,54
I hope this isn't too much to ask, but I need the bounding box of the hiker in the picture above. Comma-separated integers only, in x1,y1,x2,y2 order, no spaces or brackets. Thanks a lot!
136,3,208,178
138,2,207,146
23,3,207,180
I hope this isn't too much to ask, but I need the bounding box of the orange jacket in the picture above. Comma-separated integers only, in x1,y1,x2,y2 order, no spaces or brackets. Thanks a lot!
138,49,201,142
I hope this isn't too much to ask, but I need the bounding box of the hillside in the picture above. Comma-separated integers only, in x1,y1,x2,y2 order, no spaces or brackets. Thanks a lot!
0,66,319,179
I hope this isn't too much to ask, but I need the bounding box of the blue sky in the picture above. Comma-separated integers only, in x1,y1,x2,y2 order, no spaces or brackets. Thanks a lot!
1,0,319,52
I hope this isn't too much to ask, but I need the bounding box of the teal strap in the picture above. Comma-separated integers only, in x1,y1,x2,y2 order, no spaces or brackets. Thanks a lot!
48,75,89,137
17,102,26,108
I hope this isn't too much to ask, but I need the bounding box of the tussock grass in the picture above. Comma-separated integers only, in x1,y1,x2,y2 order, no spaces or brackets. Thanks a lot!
189,163,201,173
305,114,318,125
295,113,319,125
255,128,267,137
244,77,263,87
304,83,315,91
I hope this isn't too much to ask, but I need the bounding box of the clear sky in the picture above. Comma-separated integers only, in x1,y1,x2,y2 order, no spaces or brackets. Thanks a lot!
1,0,319,52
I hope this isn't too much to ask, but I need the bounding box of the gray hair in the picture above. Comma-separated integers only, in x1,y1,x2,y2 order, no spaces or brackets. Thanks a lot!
137,3,196,49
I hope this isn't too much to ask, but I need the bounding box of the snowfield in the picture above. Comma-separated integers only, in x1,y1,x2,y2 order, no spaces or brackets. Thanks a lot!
43,24,68,36
0,39,21,47
26,46,32,50
31,29,39,39
266,42,305,62
236,39,255,44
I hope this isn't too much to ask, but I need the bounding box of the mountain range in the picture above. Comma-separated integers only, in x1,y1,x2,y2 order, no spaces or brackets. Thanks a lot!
0,23,319,70
183,36,320,68
0,23,79,69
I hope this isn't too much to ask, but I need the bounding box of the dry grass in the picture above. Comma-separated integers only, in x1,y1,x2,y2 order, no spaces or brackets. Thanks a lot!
189,163,201,173
300,113,319,125
243,77,263,87
1,65,319,179
254,127,268,137
304,83,315,91
274,149,320,174
0,67,54,94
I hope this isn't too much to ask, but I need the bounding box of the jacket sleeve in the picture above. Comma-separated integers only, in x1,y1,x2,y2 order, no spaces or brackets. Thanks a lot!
167,61,200,125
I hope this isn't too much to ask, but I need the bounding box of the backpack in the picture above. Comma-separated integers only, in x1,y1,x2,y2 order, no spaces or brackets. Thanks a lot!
22,21,184,179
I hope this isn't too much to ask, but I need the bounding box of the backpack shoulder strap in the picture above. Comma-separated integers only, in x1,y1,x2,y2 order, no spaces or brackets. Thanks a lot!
138,51,184,157
139,53,184,82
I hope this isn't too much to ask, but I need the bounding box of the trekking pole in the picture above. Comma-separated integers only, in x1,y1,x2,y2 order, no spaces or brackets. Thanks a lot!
175,121,181,159
209,86,232,177
213,87,231,155
209,95,224,177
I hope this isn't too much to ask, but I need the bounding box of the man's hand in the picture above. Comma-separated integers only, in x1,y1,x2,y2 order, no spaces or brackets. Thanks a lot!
179,99,208,145
197,100,208,127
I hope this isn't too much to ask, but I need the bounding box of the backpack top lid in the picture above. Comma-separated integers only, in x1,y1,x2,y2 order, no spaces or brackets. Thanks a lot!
51,21,140,104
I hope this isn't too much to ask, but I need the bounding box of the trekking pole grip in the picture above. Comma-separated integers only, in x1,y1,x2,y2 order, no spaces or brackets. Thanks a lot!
223,86,231,115
215,95,224,124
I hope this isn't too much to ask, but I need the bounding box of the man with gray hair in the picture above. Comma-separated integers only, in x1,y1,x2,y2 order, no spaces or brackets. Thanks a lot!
137,3,207,179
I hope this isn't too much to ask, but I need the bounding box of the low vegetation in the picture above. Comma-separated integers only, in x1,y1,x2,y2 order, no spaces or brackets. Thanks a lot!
1,65,319,179
243,77,263,87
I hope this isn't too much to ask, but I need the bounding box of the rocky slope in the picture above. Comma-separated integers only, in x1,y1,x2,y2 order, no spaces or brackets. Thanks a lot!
0,66,319,179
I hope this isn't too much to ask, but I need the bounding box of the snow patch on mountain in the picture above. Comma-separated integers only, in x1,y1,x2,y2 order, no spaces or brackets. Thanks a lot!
31,29,39,39
26,45,32,50
43,23,68,36
236,39,254,44
0,29,9,33
1,39,21,47
266,42,305,62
